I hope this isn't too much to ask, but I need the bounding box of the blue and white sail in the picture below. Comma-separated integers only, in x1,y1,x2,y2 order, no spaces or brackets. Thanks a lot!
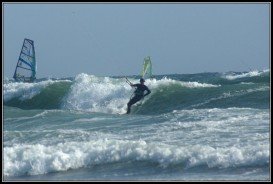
141,56,152,79
13,38,36,82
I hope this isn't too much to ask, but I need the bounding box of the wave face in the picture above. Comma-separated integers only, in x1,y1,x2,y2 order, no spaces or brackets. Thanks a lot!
4,70,269,114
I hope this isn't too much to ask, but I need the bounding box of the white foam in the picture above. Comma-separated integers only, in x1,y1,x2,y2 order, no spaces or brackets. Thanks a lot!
62,73,131,114
62,74,219,114
224,70,268,80
171,108,269,122
4,111,49,122
146,77,220,88
185,144,269,169
3,79,72,102
4,139,269,176
240,82,255,85
71,117,115,123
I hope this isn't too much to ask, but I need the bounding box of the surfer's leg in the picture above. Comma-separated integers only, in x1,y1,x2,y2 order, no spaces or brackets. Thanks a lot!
127,102,134,114
126,96,142,114
127,99,135,114
126,104,131,114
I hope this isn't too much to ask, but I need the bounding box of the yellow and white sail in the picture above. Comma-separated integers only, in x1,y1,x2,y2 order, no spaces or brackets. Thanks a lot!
141,56,152,79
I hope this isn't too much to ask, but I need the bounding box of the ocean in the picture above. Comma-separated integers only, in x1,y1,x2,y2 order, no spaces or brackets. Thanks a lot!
3,70,270,181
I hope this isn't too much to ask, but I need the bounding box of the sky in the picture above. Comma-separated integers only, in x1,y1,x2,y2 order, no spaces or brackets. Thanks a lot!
3,3,270,78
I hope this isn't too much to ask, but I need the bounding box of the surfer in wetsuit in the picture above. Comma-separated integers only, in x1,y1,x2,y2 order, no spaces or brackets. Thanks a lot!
126,78,151,114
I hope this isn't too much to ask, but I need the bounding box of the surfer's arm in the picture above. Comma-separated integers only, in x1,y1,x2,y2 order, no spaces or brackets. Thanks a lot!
130,84,137,87
144,88,151,97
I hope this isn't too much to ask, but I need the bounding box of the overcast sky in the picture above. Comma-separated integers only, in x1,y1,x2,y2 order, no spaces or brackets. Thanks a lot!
3,3,270,78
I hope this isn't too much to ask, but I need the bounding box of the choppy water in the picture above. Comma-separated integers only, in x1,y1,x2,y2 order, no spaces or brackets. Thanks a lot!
3,70,270,181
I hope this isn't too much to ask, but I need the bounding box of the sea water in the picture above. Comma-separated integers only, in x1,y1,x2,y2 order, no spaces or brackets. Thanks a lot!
3,70,270,181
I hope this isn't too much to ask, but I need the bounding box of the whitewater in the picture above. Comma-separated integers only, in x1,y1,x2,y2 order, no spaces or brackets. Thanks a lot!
3,70,270,181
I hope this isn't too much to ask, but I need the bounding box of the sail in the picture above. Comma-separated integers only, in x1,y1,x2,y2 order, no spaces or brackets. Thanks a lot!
13,38,36,82
141,56,152,79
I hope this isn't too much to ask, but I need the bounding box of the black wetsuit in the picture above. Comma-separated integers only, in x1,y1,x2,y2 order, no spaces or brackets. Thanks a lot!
127,84,151,114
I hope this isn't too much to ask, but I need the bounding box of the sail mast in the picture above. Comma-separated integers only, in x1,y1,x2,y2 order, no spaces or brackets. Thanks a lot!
13,39,25,80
